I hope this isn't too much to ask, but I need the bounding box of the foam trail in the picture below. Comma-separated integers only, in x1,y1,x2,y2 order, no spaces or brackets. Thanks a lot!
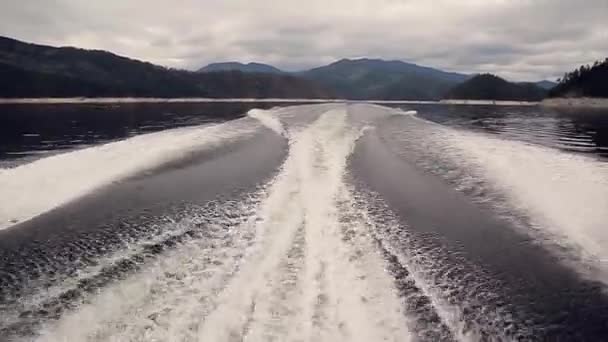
33,106,413,342
402,113,608,283
197,108,410,342
444,130,608,278
353,188,516,341
32,191,264,342
0,119,259,230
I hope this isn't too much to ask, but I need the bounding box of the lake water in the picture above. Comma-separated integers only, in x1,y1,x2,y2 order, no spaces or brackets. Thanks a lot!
1,102,607,341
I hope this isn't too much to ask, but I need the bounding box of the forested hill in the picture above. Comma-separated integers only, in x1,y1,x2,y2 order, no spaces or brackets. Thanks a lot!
199,62,283,74
549,59,608,98
298,58,470,100
0,36,333,98
445,74,547,101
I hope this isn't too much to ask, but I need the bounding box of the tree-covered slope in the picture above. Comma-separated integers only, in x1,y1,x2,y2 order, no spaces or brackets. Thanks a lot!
445,74,547,101
199,62,283,74
0,36,332,98
549,59,608,98
298,58,469,100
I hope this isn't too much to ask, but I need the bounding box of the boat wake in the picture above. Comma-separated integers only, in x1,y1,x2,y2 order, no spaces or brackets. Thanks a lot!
0,119,261,230
20,106,416,342
380,111,608,285
2,103,608,341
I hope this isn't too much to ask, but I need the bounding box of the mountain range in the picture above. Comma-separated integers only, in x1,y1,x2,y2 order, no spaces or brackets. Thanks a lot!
197,59,472,100
198,62,283,74
1,36,556,100
0,36,332,99
200,59,553,101
535,80,558,90
294,58,470,100
445,74,548,101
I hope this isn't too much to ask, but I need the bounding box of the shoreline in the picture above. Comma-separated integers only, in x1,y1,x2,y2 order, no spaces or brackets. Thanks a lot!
439,99,539,106
541,97,608,109
0,97,540,106
0,97,344,105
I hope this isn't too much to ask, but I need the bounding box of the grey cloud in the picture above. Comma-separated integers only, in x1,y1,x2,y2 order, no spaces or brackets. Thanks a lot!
0,0,606,80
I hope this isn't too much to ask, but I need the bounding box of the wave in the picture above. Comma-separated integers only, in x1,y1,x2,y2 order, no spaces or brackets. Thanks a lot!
352,188,525,340
247,108,286,136
383,111,608,284
0,193,263,338
0,119,260,230
443,128,608,282
5,103,607,341
30,105,417,342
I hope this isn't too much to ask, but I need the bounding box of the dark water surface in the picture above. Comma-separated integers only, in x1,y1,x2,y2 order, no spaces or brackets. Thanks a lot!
390,103,608,159
0,102,299,167
351,126,608,340
1,102,607,341
3,102,607,164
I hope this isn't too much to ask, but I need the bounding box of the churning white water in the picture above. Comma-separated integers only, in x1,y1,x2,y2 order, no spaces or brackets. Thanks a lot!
6,103,608,341
33,106,415,342
0,119,259,230
389,111,608,285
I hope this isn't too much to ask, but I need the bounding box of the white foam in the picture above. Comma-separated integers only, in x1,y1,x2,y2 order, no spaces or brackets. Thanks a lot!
34,105,412,342
387,109,419,116
17,103,607,341
0,120,258,230
430,125,608,282
197,108,410,341
34,196,263,342
247,108,285,136
355,189,514,341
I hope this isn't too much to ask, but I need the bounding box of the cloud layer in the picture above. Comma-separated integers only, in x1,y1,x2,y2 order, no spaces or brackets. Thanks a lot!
1,0,607,80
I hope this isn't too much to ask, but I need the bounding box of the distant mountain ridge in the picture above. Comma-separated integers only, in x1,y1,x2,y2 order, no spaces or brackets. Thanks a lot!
309,58,469,82
295,58,471,100
199,62,283,74
200,58,556,101
198,58,472,100
1,35,561,100
0,36,332,98
446,74,547,101
535,80,557,90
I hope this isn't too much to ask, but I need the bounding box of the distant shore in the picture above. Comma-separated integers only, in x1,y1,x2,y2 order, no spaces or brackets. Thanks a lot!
0,97,542,106
541,97,608,109
439,99,539,106
0,97,344,105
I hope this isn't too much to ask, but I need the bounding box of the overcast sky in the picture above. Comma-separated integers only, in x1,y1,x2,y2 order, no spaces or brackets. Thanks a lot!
1,0,606,81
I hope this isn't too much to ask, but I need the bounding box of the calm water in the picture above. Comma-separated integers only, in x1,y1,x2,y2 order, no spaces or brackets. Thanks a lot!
2,103,607,167
1,102,607,341
401,104,608,158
